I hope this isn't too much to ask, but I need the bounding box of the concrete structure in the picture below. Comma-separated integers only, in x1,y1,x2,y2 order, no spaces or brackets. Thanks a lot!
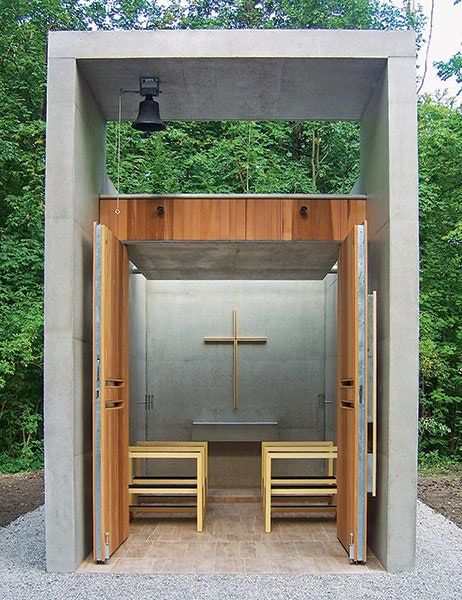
44,29,419,572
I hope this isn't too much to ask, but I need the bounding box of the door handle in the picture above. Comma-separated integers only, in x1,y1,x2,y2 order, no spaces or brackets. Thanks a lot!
137,394,154,410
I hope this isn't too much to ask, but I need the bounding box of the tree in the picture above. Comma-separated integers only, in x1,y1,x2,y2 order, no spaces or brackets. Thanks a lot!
434,0,462,95
0,0,83,470
418,97,462,463
3,0,452,473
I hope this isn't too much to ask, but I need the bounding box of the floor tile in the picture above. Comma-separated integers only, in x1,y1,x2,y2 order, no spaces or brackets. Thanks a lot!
244,557,273,573
78,503,383,575
110,558,154,573
294,541,330,558
123,542,152,559
270,557,319,574
214,557,246,573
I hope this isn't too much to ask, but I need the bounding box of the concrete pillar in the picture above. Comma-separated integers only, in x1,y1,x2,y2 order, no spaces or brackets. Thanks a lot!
44,53,107,571
360,57,419,571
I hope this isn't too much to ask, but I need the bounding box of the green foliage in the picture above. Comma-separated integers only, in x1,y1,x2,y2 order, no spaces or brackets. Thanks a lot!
418,98,462,463
436,52,462,95
0,0,459,473
107,120,360,194
0,0,82,472
434,1,462,96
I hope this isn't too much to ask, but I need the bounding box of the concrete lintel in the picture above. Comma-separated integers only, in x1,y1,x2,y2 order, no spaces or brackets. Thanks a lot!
48,29,415,60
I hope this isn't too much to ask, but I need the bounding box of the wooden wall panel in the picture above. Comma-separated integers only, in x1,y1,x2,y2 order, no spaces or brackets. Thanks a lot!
338,226,358,383
284,199,366,241
336,405,356,553
336,223,368,563
245,199,282,240
172,199,246,240
99,198,172,240
99,197,366,242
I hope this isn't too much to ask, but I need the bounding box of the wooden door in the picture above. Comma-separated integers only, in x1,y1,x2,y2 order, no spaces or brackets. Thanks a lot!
93,223,129,562
336,222,368,563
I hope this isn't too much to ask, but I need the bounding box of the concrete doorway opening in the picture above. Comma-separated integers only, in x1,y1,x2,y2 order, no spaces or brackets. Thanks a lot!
82,195,380,574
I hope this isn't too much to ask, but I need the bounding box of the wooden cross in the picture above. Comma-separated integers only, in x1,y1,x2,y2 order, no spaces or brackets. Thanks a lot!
204,309,267,411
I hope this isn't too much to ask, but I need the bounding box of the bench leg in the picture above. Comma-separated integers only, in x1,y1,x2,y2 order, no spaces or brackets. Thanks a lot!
261,448,267,510
197,456,204,532
265,456,272,533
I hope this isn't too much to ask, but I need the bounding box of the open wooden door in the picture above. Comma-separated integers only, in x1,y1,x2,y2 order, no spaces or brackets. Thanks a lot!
93,223,129,562
337,222,368,563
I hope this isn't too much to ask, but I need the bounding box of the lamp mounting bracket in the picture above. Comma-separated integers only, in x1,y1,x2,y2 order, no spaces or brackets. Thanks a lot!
139,76,161,97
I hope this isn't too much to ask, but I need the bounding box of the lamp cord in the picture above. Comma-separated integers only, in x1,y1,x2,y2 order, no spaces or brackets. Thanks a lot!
115,90,122,215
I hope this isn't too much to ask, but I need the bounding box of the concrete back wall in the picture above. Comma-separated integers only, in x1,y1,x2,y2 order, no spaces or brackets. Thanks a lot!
141,280,329,486
144,281,326,438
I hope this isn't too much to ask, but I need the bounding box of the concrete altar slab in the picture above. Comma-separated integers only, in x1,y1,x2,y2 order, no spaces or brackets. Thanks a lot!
192,421,278,442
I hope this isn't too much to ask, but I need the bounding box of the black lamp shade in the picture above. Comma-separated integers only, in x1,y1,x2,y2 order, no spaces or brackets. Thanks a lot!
132,95,166,132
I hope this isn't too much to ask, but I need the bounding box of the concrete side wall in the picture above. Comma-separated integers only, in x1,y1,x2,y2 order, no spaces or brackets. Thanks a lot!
44,60,107,572
128,271,147,444
360,59,419,571
324,274,338,442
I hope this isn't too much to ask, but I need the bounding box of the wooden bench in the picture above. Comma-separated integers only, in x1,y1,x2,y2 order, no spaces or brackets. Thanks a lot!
128,442,208,532
261,441,337,533
134,441,208,498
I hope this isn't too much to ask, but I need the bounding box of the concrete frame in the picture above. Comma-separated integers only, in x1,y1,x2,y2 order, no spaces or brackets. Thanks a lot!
44,29,418,572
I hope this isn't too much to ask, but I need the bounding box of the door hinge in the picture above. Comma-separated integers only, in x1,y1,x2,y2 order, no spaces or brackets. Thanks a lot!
137,395,154,410
349,532,355,563
359,384,364,404
104,532,110,561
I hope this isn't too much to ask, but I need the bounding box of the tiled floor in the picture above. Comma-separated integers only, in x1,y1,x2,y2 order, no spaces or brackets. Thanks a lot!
78,504,383,574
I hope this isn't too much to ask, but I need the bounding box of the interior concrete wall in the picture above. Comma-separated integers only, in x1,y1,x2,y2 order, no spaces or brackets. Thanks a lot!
145,280,326,439
143,280,328,486
324,274,338,442
44,61,108,572
360,59,419,571
128,270,147,444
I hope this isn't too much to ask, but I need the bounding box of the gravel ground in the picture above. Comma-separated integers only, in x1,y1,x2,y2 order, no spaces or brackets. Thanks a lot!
0,501,461,600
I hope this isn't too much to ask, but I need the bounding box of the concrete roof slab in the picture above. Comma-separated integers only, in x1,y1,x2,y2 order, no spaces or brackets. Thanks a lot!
49,29,416,60
79,57,386,120
48,29,415,121
127,241,340,280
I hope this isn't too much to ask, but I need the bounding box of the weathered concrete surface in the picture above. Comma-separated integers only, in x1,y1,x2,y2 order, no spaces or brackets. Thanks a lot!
324,273,338,442
128,269,147,444
360,57,419,571
143,280,327,485
47,29,414,122
44,62,112,572
127,241,339,280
